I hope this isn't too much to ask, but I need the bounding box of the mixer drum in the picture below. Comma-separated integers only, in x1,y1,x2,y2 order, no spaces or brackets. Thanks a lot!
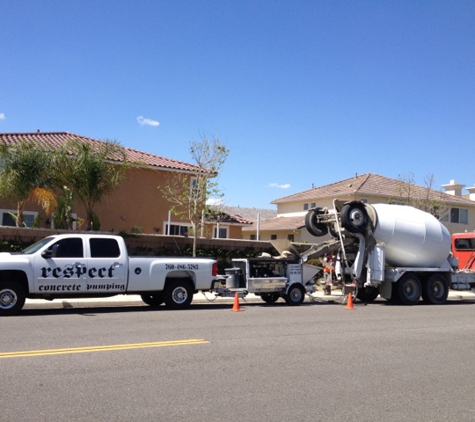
369,203,451,268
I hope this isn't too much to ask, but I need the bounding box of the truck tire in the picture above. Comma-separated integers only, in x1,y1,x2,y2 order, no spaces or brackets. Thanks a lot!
422,274,448,305
163,279,194,310
340,202,369,233
261,293,280,304
397,273,421,306
356,286,379,303
305,208,328,237
141,293,164,307
284,284,305,306
0,282,26,316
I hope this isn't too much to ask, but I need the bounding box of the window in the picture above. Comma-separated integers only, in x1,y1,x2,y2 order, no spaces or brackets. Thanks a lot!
271,234,277,240
0,209,38,227
23,237,55,255
90,238,120,258
250,234,256,240
165,224,189,236
310,202,316,208
454,238,475,251
303,203,309,211
23,214,36,227
2,213,15,226
49,238,84,258
449,208,468,225
213,226,228,239
287,234,294,242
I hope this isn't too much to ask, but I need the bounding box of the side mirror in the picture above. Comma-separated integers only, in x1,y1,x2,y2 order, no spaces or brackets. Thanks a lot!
41,244,60,259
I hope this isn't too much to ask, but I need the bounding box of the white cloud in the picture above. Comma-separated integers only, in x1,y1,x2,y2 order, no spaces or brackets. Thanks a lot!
137,115,160,126
206,198,224,206
268,183,291,189
0,113,5,120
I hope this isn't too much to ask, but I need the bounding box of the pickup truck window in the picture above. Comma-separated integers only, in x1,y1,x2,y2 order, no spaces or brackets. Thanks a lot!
50,238,84,258
90,238,120,258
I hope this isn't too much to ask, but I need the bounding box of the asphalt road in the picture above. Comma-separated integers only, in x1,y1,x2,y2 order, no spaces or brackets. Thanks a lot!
2,299,475,422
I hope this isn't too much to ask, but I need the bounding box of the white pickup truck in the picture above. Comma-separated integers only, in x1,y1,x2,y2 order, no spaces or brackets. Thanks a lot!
0,233,217,316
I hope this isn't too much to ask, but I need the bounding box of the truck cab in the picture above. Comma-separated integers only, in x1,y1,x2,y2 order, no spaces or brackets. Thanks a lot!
452,233,475,270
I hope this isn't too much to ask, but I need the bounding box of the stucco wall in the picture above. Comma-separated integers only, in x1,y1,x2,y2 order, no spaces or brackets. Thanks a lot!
0,167,247,239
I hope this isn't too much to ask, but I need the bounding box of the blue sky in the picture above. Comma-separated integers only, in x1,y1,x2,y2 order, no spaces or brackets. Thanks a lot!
1,0,474,209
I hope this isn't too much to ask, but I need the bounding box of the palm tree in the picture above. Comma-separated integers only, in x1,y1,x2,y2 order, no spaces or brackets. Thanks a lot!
53,140,128,230
0,140,56,227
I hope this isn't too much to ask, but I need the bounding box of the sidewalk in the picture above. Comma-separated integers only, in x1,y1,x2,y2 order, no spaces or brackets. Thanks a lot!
23,289,475,310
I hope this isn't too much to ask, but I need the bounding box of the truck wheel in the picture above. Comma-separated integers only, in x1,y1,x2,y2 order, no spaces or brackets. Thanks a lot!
284,284,305,306
397,273,421,306
305,208,328,237
356,286,379,303
340,202,369,233
422,274,448,305
141,293,164,307
163,279,194,310
0,282,26,316
261,293,280,304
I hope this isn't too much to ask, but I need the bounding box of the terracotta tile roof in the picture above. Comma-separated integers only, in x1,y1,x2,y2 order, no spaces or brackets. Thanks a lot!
206,207,253,225
272,173,475,206
221,206,277,222
0,132,202,173
212,213,253,225
242,215,305,232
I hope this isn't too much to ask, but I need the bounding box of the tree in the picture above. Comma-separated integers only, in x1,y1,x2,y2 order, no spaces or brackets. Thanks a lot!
0,140,57,227
394,172,448,220
52,140,128,231
52,185,75,230
160,134,230,256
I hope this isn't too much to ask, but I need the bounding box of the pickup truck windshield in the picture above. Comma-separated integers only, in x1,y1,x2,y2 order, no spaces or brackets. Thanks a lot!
21,237,56,255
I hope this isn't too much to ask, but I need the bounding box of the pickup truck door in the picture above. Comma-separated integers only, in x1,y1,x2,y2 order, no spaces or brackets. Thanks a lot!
33,237,87,294
85,237,127,294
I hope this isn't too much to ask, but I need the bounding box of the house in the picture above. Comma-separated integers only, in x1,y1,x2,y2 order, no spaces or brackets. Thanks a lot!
242,173,475,242
0,132,252,238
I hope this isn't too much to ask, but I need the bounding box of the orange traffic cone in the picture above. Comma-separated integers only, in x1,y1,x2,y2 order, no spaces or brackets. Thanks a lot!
231,293,242,312
345,292,355,310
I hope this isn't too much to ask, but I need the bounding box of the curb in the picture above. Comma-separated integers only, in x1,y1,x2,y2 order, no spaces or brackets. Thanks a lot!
23,292,264,310
22,289,475,311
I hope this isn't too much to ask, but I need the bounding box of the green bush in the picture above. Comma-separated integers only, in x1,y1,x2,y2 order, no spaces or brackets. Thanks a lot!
130,225,144,234
0,238,35,252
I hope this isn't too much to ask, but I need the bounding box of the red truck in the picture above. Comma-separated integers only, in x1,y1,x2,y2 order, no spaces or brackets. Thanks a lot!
452,232,475,270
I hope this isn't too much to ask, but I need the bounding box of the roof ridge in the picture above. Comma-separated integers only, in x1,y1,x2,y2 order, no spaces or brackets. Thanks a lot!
272,173,373,203
354,173,374,192
0,131,201,173
123,145,190,165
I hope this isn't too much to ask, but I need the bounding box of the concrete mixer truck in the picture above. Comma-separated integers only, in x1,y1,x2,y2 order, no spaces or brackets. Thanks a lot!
304,200,475,305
